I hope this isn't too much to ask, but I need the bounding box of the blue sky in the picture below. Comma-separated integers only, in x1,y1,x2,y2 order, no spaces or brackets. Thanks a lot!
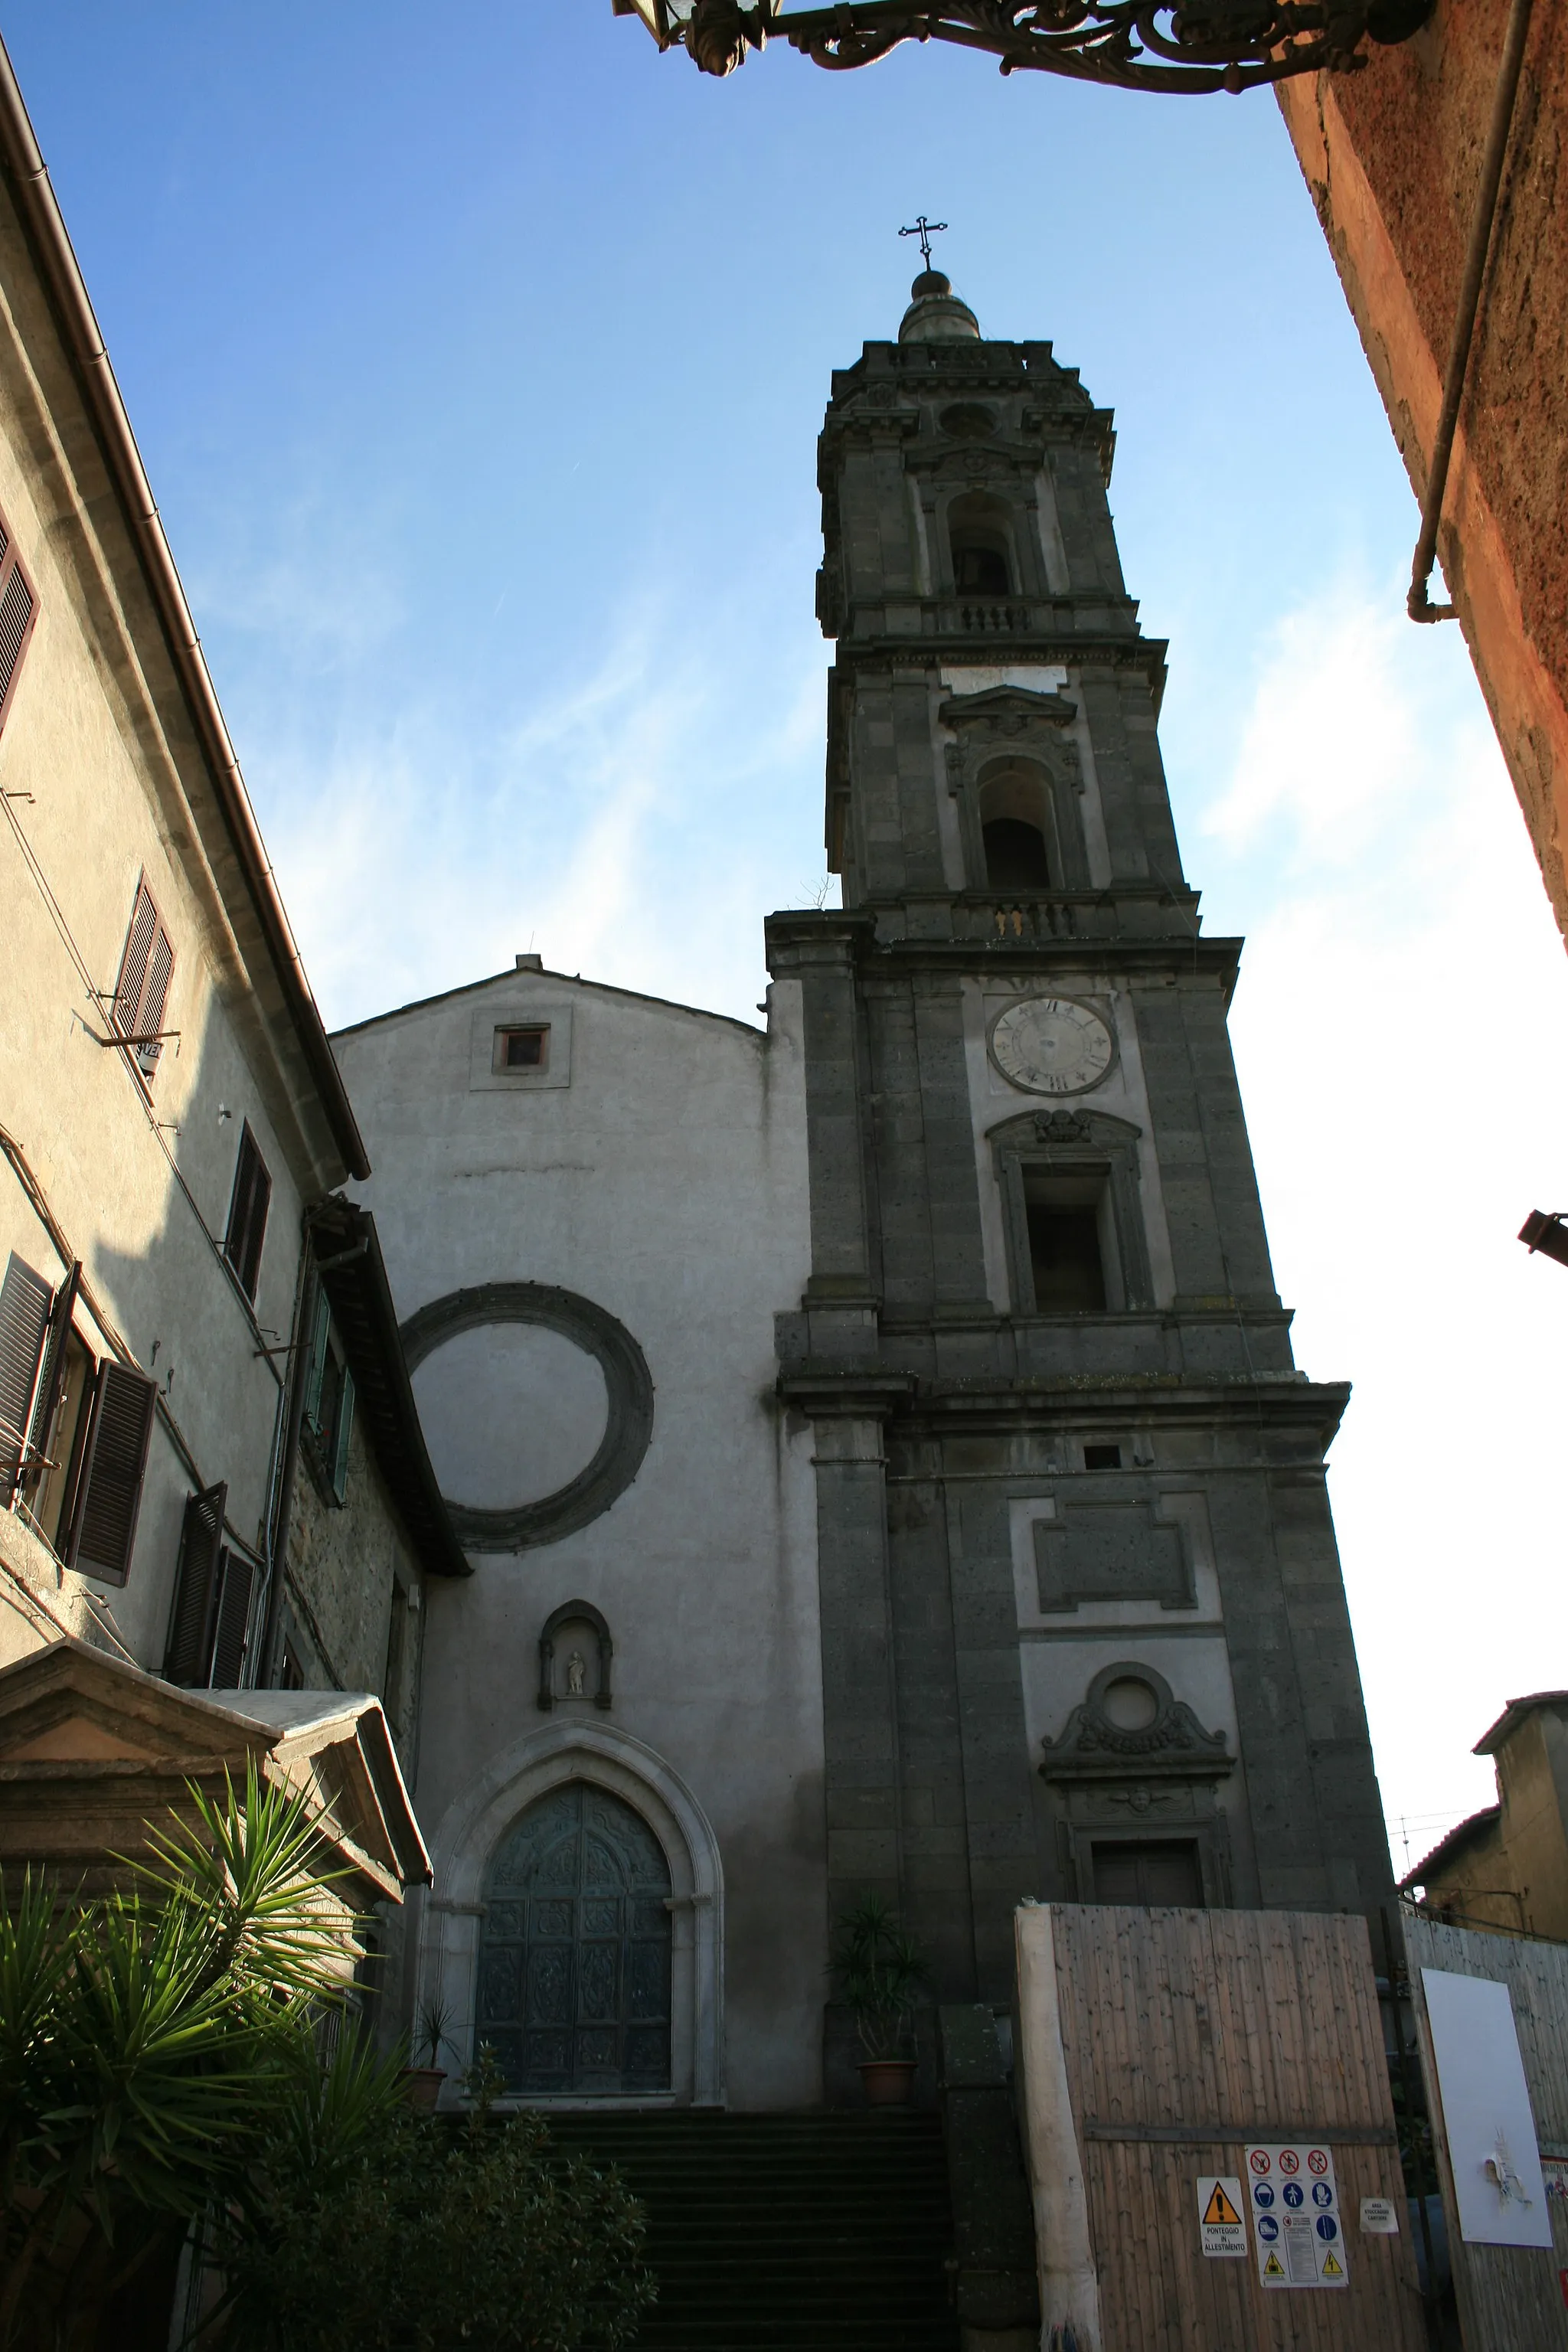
10,2,1566,1864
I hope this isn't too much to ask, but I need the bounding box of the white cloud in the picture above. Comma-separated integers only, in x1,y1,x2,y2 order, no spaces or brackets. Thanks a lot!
1198,577,1568,1869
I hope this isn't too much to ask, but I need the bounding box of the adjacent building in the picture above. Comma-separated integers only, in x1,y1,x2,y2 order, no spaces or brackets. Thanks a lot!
1403,1690,1568,1941
0,44,451,1926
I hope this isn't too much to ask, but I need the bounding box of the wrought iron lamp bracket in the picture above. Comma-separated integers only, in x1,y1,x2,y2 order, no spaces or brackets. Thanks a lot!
622,0,1434,90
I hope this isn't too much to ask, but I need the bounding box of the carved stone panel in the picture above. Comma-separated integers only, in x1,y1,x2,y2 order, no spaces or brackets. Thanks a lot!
1034,1500,1194,1613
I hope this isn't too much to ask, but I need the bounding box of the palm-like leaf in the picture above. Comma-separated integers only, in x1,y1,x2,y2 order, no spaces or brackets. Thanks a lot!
134,1760,356,1998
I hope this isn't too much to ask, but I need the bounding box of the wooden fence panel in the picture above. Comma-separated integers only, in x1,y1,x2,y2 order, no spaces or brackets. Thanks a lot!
1404,1914,1568,2351
1034,1904,1426,2351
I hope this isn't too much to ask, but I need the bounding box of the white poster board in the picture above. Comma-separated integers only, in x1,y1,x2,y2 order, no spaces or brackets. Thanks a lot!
1422,1967,1553,2249
1245,2144,1348,2287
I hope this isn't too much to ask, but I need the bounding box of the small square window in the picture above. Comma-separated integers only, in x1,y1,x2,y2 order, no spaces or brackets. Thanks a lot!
495,1024,549,1073
1083,1442,1122,1471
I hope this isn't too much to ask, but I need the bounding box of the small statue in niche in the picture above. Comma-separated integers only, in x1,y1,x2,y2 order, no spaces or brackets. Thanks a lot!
565,1650,586,1698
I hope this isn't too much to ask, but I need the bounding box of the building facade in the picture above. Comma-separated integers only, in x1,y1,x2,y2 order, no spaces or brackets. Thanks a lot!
767,266,1396,2027
332,962,824,2109
1278,0,1568,943
0,51,454,1954
1403,1688,1568,1941
337,273,1396,2114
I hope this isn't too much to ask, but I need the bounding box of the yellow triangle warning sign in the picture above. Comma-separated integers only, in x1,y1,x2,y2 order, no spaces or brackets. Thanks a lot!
1322,2253,1343,2277
1263,2254,1285,2278
1203,2183,1243,2226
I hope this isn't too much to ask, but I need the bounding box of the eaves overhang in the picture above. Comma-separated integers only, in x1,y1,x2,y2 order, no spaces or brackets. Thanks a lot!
305,1197,471,1579
1473,1690,1568,1756
0,38,369,1184
1399,1804,1503,1890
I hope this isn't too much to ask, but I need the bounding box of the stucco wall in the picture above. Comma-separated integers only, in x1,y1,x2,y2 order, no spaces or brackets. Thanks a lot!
1277,0,1568,937
0,161,345,1674
332,967,823,2109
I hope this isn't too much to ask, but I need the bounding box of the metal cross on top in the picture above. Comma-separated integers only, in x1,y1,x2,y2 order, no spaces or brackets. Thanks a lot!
900,217,947,272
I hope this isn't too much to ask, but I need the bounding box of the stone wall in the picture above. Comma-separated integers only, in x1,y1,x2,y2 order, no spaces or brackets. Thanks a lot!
276,1409,424,1766
1278,0,1568,936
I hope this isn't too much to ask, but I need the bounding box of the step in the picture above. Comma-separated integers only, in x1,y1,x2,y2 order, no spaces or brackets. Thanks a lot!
534,2108,958,2352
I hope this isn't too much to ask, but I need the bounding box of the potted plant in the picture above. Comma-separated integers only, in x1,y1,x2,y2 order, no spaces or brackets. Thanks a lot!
402,1994,457,2109
831,1896,929,2105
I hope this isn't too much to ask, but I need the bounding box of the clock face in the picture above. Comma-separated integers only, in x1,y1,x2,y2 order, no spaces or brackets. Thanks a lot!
988,995,1115,1097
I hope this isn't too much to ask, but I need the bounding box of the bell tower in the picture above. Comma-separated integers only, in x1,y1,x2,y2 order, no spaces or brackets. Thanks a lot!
768,269,1393,2011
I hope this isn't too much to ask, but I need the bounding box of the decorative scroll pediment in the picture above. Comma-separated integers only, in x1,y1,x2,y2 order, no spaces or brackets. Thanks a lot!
1040,1661,1233,1786
987,1106,1142,1156
939,685,1078,733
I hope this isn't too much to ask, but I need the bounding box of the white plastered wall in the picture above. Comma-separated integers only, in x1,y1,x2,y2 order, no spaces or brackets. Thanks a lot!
334,969,823,2109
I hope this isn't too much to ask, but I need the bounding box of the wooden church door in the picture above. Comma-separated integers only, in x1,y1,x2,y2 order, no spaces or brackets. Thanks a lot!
477,1782,673,2096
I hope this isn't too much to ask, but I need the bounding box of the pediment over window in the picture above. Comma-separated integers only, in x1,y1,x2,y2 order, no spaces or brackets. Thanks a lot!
1040,1661,1233,1786
939,686,1079,731
987,1106,1142,1155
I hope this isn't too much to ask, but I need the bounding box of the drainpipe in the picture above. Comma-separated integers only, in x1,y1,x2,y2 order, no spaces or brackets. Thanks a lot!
1408,0,1534,621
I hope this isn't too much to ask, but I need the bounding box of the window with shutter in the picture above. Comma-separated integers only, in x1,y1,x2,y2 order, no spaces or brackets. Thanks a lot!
0,1253,51,1503
209,1550,255,1687
0,518,38,729
24,1262,80,1494
164,1482,228,1684
300,1285,354,1504
111,880,176,1081
329,1364,355,1504
65,1360,158,1584
223,1126,272,1302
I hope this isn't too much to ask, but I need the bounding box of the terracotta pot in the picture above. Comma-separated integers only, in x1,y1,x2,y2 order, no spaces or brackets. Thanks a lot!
857,2058,916,2106
400,2066,447,2111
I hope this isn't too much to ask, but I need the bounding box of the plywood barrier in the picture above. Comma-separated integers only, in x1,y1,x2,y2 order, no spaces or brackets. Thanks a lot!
1405,1914,1568,2350
1014,1903,1426,2350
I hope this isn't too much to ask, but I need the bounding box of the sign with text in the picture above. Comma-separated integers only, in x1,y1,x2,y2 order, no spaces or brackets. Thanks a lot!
1246,2145,1348,2288
1197,2176,1247,2258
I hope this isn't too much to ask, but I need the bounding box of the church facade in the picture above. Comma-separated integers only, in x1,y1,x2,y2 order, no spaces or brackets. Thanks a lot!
338,269,1394,2109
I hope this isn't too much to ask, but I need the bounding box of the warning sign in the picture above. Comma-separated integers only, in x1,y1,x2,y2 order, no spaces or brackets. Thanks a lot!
1197,2176,1247,2259
1244,2146,1348,2288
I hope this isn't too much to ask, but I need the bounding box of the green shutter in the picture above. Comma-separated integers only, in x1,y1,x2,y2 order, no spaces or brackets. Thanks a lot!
302,1287,331,1436
330,1365,355,1503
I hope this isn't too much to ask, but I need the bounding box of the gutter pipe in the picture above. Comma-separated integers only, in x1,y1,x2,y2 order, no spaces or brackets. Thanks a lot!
1408,0,1534,622
0,38,370,1180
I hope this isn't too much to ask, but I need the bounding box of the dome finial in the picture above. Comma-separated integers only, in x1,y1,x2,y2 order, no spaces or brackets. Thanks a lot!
896,214,978,341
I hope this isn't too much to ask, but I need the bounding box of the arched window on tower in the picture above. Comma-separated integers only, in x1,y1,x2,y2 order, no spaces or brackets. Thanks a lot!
948,494,1014,599
978,763,1054,891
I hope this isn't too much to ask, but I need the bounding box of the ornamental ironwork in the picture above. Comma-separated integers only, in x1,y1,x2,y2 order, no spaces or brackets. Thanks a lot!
613,0,1435,93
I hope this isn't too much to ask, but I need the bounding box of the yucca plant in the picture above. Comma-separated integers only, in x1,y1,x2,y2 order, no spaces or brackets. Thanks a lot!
831,1895,930,2060
0,1762,356,2351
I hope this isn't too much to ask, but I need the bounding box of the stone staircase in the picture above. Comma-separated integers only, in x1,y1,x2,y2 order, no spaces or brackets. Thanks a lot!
543,2108,959,2352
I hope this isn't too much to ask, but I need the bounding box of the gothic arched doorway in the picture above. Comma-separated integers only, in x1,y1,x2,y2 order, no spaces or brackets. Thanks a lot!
476,1782,672,2096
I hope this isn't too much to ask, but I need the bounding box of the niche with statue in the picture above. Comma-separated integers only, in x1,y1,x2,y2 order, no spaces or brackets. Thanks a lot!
537,1599,614,1710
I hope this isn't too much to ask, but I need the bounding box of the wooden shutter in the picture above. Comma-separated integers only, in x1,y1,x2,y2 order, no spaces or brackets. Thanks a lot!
0,521,38,727
164,1482,228,1684
223,1127,272,1301
330,1364,355,1502
136,923,174,1077
209,1550,255,1687
0,1253,51,1501
111,881,175,1080
65,1360,157,1585
23,1261,80,1489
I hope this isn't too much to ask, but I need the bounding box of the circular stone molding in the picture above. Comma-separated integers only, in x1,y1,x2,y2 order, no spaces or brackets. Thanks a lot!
400,1283,654,1551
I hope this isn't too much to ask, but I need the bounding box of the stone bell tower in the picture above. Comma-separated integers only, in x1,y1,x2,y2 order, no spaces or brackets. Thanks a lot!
766,266,1394,2011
